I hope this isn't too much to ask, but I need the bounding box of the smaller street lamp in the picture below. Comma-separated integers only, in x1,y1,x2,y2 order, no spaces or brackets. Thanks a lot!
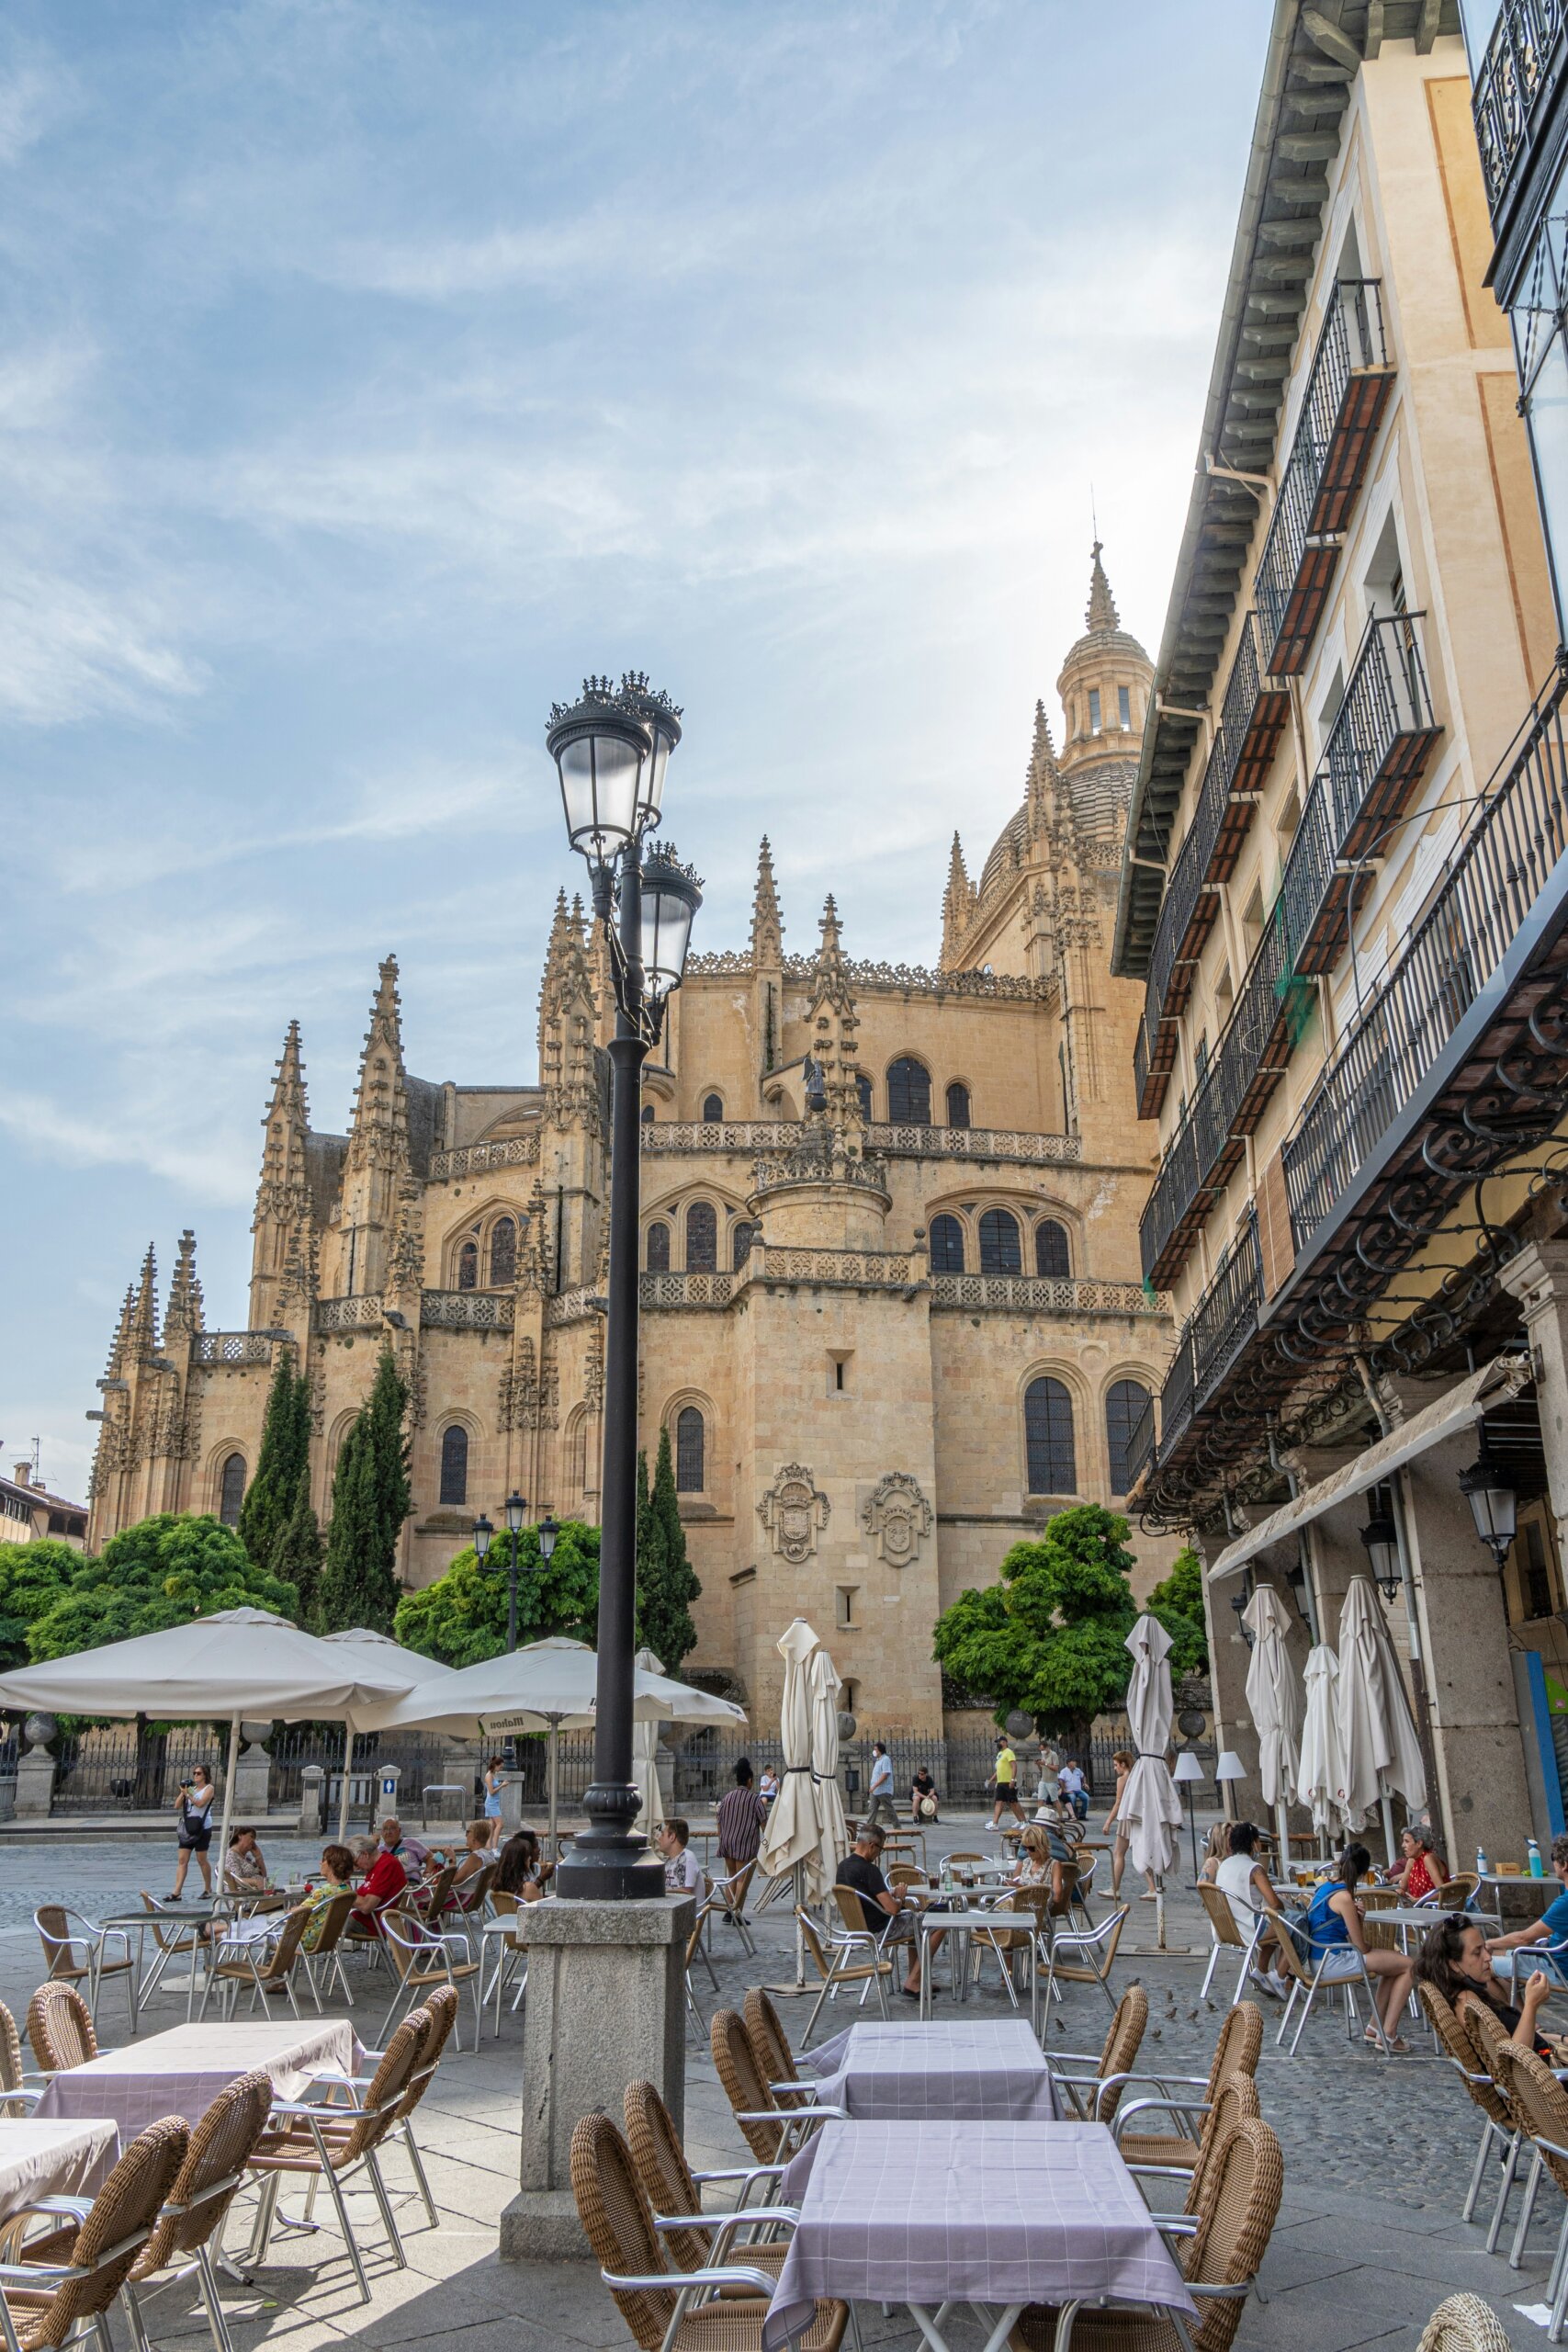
471,1512,494,1564
1173,1747,1206,1881
1359,1506,1403,1604
1460,1450,1517,1572
537,1513,559,1565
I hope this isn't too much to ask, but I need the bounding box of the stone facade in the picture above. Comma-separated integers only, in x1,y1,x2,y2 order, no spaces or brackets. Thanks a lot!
85,550,1179,1736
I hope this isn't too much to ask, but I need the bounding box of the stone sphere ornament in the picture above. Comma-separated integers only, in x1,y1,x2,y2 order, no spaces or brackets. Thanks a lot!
22,1713,56,1750
837,1711,857,1742
1004,1709,1034,1739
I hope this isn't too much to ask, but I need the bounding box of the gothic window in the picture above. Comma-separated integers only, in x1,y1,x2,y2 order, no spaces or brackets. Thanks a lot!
457,1239,478,1291
489,1216,517,1287
929,1214,965,1273
675,1406,705,1492
886,1057,931,1125
566,1412,589,1499
978,1207,1022,1275
1024,1377,1077,1495
732,1221,758,1270
1118,684,1132,729
1035,1219,1071,1277
1089,688,1102,735
219,1453,245,1528
1106,1380,1151,1497
646,1221,671,1273
702,1092,724,1123
854,1072,873,1122
946,1081,971,1129
641,1103,655,1125
439,1424,468,1507
685,1201,718,1272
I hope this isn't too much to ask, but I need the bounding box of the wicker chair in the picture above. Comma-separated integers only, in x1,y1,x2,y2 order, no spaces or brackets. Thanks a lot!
1416,1984,1523,2249
0,2115,188,2352
1435,1873,1483,1915
1112,2003,1265,2172
742,1987,817,2109
1416,2293,1515,2352
389,1985,459,2231
710,2010,841,2168
197,1902,313,2022
1121,2075,1261,2214
450,1861,498,1917
124,2069,274,2352
570,2110,848,2352
1037,1902,1129,2013
1495,2037,1568,2324
1050,1985,1149,2125
299,1891,358,2013
1010,2116,1284,2352
796,1909,893,2046
34,1907,137,2036
244,2011,427,2304
27,1982,97,2074
0,2000,44,2119
624,2079,789,2283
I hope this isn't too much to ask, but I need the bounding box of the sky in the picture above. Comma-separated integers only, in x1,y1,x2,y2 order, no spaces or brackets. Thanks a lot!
1,0,1273,1500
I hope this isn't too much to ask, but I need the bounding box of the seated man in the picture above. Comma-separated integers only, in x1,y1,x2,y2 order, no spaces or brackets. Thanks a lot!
835,1823,941,2001
1490,1832,1568,1985
658,1817,705,1898
347,1824,409,1936
379,1816,431,1874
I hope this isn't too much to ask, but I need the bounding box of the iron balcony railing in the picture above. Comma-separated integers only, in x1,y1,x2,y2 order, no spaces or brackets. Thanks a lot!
1145,727,1231,1028
1473,0,1567,218
1220,610,1292,804
1283,661,1568,1247
1257,281,1394,674
1122,1386,1157,1494
1156,1207,1262,1461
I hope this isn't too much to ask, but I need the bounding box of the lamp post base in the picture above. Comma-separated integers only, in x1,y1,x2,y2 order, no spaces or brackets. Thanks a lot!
553,1779,667,1900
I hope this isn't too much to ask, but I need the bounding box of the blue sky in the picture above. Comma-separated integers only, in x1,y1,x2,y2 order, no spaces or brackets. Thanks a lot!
1,1,1270,1500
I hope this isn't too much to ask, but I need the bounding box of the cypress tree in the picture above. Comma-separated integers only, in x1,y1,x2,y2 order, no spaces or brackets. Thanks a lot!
270,1481,324,1628
634,1447,667,1656
238,1356,310,1584
639,1424,702,1669
317,1347,410,1634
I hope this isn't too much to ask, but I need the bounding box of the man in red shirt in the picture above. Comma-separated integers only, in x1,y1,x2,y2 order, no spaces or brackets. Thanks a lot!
349,1824,408,1936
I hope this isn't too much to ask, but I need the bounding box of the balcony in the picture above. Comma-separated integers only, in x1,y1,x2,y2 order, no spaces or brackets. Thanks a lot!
1473,0,1568,219
1283,661,1568,1250
1256,281,1394,675
1122,1387,1157,1495
1277,613,1440,979
1156,1207,1263,1461
1145,728,1235,1030
1219,610,1292,810
1135,1006,1177,1119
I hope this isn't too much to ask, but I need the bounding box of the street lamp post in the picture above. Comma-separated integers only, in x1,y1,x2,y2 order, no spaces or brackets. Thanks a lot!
473,1494,550,1654
547,673,701,1900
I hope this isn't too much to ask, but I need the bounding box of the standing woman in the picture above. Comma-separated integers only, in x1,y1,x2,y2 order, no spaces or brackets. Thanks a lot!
1104,1748,1157,1901
171,1762,216,1900
482,1756,506,1849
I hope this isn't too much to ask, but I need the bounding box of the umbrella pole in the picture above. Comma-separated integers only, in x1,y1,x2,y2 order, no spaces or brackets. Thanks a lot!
215,1715,241,1889
1275,1800,1291,1882
795,1860,806,1991
1155,1877,1167,1951
548,1717,560,1863
337,1723,354,1846
1379,1790,1396,1868
1185,1785,1199,1883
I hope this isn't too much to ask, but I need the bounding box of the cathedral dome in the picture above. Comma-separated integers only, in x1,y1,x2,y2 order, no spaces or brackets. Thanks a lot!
977,807,1030,899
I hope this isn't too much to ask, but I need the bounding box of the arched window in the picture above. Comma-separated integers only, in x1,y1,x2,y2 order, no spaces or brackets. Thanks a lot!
732,1221,758,1270
855,1072,873,1122
886,1057,931,1125
457,1239,478,1291
646,1221,671,1272
946,1080,971,1129
219,1453,245,1528
675,1406,705,1492
566,1413,589,1498
929,1214,966,1272
1035,1219,1071,1278
489,1216,517,1287
686,1202,717,1272
1024,1376,1077,1495
1106,1380,1152,1497
978,1208,1022,1275
702,1092,724,1123
640,1103,655,1125
439,1424,468,1507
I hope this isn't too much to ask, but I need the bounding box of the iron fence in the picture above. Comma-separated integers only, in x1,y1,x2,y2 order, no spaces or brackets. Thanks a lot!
51,1727,220,1815
664,1725,1211,1812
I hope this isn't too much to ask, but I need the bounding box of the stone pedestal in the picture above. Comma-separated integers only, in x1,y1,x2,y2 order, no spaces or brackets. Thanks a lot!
299,1765,325,1839
499,1775,525,1836
499,1892,695,2260
375,1764,402,1827
14,1746,55,1819
232,1744,272,1823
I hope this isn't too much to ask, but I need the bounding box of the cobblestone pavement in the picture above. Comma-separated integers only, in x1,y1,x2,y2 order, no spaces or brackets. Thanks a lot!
0,1810,1554,2349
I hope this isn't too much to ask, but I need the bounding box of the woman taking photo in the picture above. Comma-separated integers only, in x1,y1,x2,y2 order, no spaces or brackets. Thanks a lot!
1301,1841,1418,2052
482,1757,506,1849
171,1762,216,1900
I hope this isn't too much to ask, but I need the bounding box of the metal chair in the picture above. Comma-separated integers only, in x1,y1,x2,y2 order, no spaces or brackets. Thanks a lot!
0,2115,187,2352
1196,1883,1266,2003
1261,1900,1393,2054
1111,2003,1264,2167
711,1864,758,1958
624,2078,793,2271
1037,1901,1130,2015
709,2009,843,2169
482,1891,530,2034
123,2069,274,2352
1050,1986,1149,2127
377,1909,481,2053
33,1908,137,2035
299,1891,357,2012
796,1907,892,2045
197,1903,312,2022
1495,2039,1568,2338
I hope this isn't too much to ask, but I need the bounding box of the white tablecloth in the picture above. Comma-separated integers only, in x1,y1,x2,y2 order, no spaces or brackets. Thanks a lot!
800,2019,1057,2121
34,2018,355,2135
0,2119,121,2224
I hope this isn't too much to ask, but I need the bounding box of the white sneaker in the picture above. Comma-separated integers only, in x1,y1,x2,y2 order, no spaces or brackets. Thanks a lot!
1266,1969,1291,2000
1247,1967,1280,1999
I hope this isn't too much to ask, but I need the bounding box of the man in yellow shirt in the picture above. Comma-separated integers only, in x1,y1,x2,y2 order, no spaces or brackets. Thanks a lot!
989,1736,1026,1826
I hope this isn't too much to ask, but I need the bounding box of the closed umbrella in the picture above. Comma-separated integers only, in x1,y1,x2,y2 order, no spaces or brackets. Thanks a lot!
1297,1644,1348,1845
759,1620,825,1895
807,1641,848,1891
1337,1575,1426,1862
319,1627,456,1844
1243,1586,1302,1871
1120,1614,1182,1896
632,1648,664,1833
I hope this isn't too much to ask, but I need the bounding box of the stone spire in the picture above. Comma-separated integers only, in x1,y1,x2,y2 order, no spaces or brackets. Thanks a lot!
750,836,783,964
539,892,599,1124
805,894,863,1128
164,1230,204,1342
252,1022,319,1329
345,958,410,1177
1086,540,1120,633
127,1244,159,1363
104,1283,137,1381
941,833,977,969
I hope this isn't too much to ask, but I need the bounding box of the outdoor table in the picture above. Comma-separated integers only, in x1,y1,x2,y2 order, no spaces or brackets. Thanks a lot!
797,2018,1056,2121
0,2119,121,2226
916,1903,1032,2019
34,2017,357,2135
764,2118,1194,2352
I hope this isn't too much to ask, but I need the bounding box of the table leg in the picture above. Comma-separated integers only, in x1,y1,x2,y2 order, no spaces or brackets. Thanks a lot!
908,2303,1021,2352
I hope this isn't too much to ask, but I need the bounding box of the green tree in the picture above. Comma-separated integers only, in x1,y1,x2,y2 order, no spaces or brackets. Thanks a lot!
316,1347,412,1634
638,1425,702,1669
270,1482,324,1626
0,1539,82,1671
238,1354,310,1583
1147,1544,1209,1677
932,1504,1143,1743
28,1514,297,1661
394,1520,602,1665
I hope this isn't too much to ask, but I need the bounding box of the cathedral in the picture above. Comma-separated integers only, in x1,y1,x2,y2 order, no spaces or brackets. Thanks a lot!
85,548,1178,1737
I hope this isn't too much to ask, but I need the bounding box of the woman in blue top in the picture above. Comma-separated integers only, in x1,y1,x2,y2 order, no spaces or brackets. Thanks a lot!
1301,1841,1418,2052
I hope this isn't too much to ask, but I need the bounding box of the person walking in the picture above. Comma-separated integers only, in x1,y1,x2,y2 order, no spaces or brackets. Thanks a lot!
715,1758,768,1921
171,1762,216,1900
867,1741,898,1829
1104,1748,1156,1901
989,1736,1026,1827
481,1756,506,1849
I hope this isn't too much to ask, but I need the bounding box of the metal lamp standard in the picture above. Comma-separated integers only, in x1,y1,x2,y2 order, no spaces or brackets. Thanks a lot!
547,673,702,1899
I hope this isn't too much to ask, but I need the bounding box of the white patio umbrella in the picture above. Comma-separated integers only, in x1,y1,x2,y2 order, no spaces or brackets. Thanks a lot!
631,1647,664,1831
1297,1644,1348,1845
759,1620,826,1895
1119,1615,1182,1928
1243,1586,1303,1871
0,1608,416,1868
319,1628,456,1844
1337,1575,1426,1863
807,1640,848,1891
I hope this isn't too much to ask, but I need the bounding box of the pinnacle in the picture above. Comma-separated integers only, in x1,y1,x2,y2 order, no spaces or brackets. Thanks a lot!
947,832,968,885
265,1021,309,1129
750,834,784,958
1086,540,1120,634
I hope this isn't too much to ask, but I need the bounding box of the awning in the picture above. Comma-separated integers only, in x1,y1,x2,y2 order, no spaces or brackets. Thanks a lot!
1206,1355,1532,1584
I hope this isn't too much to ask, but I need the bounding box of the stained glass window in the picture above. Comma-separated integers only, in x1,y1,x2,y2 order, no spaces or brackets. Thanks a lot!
490,1217,516,1286
457,1239,478,1291
646,1222,671,1273
929,1214,965,1272
978,1208,1021,1274
675,1406,705,1492
219,1453,245,1528
1024,1377,1076,1494
1035,1220,1071,1277
946,1081,971,1129
1106,1381,1151,1497
686,1202,718,1272
887,1057,931,1125
440,1424,468,1507
702,1092,724,1122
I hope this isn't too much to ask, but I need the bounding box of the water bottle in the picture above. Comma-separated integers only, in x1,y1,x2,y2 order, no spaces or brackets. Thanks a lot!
1529,1838,1545,1879
1477,1847,1490,1880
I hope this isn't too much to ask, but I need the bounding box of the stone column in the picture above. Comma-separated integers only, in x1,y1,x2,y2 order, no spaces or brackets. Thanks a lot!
232,1725,273,1824
499,1775,525,1837
299,1765,325,1839
1501,1241,1568,1557
14,1719,57,1820
375,1763,402,1828
500,1892,695,2259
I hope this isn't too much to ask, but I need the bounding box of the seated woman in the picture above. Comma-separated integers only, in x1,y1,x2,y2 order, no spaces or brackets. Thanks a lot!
1418,1912,1556,2058
437,1820,494,1910
1300,1841,1417,2052
496,1827,548,1901
299,1845,356,1949
1197,1823,1230,1886
1213,1820,1286,1991
1386,1826,1447,1901
222,1826,271,1894
1011,1822,1070,1909
910,1765,940,1823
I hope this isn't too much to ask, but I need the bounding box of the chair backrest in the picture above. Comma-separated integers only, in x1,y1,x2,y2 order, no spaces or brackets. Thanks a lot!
1498,2041,1568,2199
570,2110,675,2351
743,1985,798,2086
1460,1996,1518,2102
1203,2002,1264,2105
262,1903,313,1977
399,1985,459,2121
36,1905,85,1978
306,1889,356,1956
0,1997,24,2103
830,1883,876,1939
1416,2292,1517,2352
710,2007,784,2162
1436,1872,1480,1913
380,1909,437,1982
1182,2116,1284,2352
797,1908,834,1984
945,1851,986,1864
138,2069,274,2269
34,2115,189,2341
1417,1984,1515,2133
342,2011,429,2163
28,1980,98,2071
1197,1883,1247,1951
455,1861,498,1914
1094,1984,1147,2120
139,1893,195,1955
1048,1859,1083,1919
1261,1903,1313,1987
624,2078,706,2271
1184,2074,1263,2217
886,1863,927,1891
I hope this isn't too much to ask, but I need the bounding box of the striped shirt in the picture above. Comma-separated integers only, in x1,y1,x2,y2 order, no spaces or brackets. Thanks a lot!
716,1783,768,1863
